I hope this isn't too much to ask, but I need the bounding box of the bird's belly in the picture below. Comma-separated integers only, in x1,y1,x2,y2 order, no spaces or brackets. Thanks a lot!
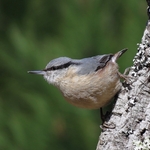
63,80,121,109
58,66,121,109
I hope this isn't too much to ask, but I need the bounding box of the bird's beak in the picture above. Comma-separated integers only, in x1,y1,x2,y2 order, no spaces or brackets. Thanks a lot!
28,70,45,75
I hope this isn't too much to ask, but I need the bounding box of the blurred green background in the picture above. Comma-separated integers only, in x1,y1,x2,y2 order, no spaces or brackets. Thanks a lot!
0,0,146,150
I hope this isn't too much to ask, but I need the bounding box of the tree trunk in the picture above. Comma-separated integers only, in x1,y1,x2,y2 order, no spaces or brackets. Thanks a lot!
96,1,150,150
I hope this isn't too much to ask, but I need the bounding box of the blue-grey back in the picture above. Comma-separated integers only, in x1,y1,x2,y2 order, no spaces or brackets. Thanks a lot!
44,54,113,75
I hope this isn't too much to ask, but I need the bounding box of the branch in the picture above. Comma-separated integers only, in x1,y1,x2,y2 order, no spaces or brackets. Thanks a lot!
96,1,150,150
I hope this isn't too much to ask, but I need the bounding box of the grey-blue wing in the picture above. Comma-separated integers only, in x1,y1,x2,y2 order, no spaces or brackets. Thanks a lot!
75,54,113,75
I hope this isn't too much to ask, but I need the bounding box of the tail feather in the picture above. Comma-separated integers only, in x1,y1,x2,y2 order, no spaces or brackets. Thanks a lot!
112,48,128,63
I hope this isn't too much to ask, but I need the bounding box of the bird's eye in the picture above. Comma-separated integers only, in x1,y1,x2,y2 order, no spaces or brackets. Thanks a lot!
59,65,64,69
51,67,56,70
44,66,56,71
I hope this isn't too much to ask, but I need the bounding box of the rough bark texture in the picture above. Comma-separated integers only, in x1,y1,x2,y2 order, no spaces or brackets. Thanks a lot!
96,1,150,150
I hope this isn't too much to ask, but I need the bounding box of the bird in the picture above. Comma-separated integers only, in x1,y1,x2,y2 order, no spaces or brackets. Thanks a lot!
28,49,127,109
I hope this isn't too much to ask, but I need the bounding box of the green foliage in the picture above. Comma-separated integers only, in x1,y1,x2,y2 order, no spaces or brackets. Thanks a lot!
0,0,146,149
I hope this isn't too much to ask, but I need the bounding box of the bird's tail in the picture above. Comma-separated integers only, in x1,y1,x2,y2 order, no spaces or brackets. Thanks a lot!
112,48,128,62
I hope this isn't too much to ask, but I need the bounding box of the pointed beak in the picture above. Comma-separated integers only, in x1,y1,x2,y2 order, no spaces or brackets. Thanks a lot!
28,70,45,75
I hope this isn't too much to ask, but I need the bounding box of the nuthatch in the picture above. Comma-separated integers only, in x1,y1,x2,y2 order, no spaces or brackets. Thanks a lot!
28,49,127,109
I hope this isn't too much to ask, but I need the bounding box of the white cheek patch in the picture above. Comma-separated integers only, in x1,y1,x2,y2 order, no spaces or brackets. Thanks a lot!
43,70,67,86
44,71,56,85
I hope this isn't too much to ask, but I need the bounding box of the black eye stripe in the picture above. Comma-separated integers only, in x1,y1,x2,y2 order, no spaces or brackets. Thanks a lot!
44,62,77,71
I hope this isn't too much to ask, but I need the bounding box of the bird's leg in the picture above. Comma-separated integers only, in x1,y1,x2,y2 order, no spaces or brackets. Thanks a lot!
100,108,116,129
123,67,131,75
118,67,134,84
100,108,105,123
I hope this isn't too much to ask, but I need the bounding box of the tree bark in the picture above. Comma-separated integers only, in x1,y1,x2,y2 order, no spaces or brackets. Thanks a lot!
96,1,150,150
